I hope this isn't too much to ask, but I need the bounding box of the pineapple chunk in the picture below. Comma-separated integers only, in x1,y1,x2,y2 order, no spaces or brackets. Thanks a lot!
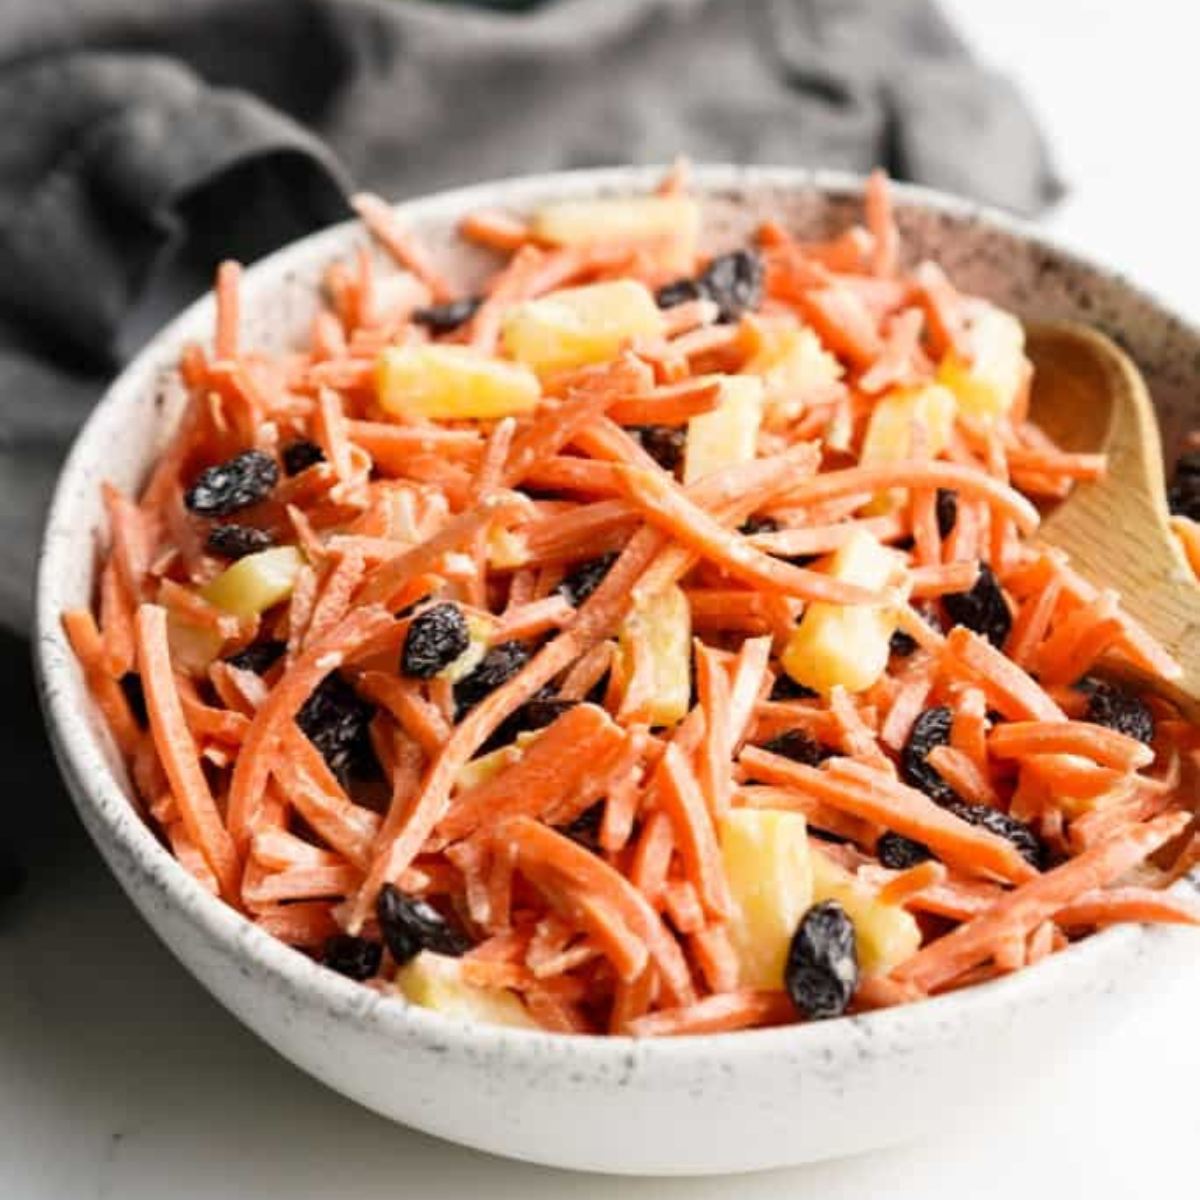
860,383,958,466
683,375,764,485
201,546,304,619
486,525,530,571
618,582,692,726
720,809,814,989
743,321,843,427
936,304,1027,422
166,616,224,673
780,530,903,695
501,280,664,377
810,848,921,977
376,344,540,421
395,952,539,1029
530,195,700,257
456,743,522,792
440,613,495,684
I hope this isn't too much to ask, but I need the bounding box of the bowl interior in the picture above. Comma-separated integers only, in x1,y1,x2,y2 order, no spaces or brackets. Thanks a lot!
35,164,1200,1047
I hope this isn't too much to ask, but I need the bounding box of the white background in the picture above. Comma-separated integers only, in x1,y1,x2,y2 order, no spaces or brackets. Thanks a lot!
5,2,1200,1196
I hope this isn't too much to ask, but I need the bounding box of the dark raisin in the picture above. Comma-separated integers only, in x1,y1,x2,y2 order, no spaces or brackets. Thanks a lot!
876,831,934,870
901,706,957,804
935,488,959,538
297,674,377,783
225,640,286,675
376,883,472,966
555,552,618,607
411,296,483,334
654,278,705,309
282,439,325,476
321,934,382,981
205,524,275,560
942,562,1012,648
401,603,470,679
1167,450,1200,521
739,515,780,536
761,729,831,767
889,629,918,658
453,641,530,718
119,673,148,728
699,249,764,323
944,800,1045,868
785,900,859,1020
1084,681,1155,745
560,801,605,851
478,696,578,755
769,674,818,701
184,449,279,517
631,424,686,473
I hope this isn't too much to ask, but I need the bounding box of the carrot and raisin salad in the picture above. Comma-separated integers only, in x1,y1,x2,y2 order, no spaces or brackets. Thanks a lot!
64,165,1200,1036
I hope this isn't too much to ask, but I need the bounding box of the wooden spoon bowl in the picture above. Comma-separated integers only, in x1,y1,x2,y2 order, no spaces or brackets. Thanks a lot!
1025,321,1200,715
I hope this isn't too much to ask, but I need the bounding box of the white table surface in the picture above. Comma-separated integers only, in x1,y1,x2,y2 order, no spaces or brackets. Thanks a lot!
6,2,1200,1196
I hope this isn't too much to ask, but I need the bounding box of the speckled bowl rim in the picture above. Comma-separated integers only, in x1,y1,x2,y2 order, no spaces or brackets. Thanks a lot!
34,164,1200,1071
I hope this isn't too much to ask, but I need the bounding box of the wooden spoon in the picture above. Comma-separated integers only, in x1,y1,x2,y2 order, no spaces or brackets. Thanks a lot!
1024,320,1200,717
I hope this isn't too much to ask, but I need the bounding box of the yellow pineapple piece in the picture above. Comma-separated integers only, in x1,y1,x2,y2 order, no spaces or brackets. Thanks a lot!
455,729,543,792
720,809,814,989
501,280,664,377
618,582,691,727
743,320,843,427
376,344,540,421
810,848,921,977
780,530,903,695
936,304,1027,422
486,525,530,571
440,612,496,684
860,383,958,466
682,375,764,485
395,952,539,1029
530,195,700,255
201,546,305,619
166,616,225,674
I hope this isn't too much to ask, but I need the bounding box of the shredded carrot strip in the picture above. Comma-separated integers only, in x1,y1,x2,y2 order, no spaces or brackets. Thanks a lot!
352,193,453,301
436,704,627,841
740,747,1035,884
879,859,947,906
459,208,531,253
1054,886,1200,928
628,990,794,1037
214,260,241,360
227,605,396,844
891,812,1191,991
988,720,1154,772
864,168,899,278
693,641,733,818
654,743,731,919
926,745,1000,807
62,609,140,757
505,815,695,1005
617,465,886,606
941,627,1067,722
356,494,529,608
135,605,239,898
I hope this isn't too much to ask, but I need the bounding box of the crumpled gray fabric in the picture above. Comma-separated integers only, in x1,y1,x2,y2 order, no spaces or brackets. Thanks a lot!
0,0,1061,633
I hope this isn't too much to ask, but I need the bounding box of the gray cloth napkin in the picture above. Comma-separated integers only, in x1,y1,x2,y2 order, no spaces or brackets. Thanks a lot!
0,0,1060,634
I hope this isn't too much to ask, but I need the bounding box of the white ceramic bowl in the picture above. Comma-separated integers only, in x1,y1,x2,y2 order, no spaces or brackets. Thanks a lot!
35,166,1200,1176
